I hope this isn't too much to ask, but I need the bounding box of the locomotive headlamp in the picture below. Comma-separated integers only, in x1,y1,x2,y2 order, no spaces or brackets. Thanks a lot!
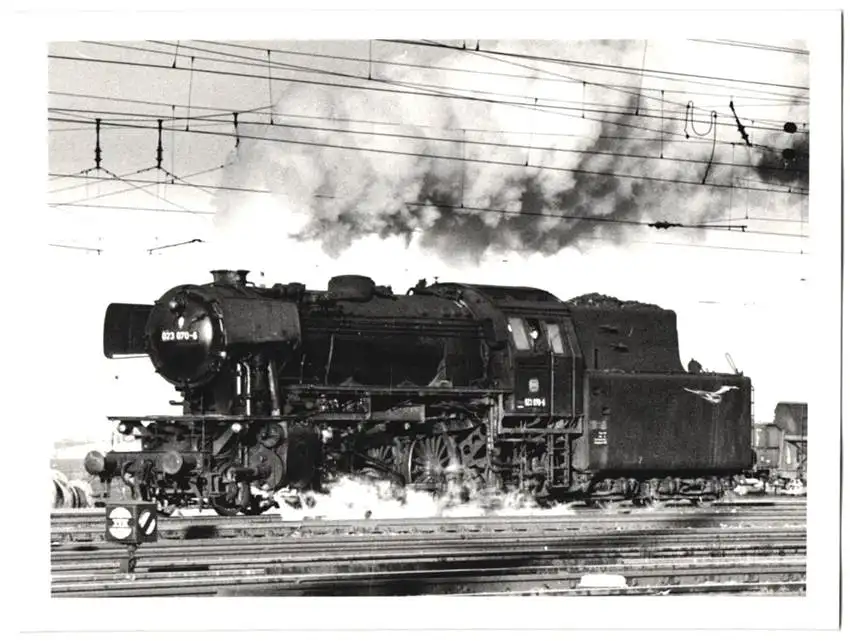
168,295,186,314
231,422,244,433
117,422,134,435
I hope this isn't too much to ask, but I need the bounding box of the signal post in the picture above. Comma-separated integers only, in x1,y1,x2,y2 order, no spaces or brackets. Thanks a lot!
105,502,158,573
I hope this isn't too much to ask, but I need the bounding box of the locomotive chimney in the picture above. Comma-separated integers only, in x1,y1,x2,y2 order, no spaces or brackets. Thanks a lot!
211,270,249,287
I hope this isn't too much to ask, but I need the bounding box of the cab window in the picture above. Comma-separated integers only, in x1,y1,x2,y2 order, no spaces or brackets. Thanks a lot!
526,319,544,350
544,322,565,354
507,316,530,351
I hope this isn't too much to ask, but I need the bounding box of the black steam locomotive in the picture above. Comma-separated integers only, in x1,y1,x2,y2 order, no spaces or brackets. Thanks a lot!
87,269,753,515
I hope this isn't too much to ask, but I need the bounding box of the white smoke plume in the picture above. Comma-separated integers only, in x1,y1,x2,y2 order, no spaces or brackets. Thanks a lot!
211,39,809,265
269,474,577,521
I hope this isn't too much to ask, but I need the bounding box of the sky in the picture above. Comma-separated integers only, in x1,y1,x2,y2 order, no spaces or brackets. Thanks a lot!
46,35,815,437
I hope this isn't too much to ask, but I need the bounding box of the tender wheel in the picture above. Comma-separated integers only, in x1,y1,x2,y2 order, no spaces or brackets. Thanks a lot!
632,479,659,507
405,433,460,488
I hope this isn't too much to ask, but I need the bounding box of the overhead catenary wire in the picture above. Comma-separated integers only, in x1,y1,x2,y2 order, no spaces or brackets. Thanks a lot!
50,164,227,205
385,37,802,135
48,116,809,197
196,38,808,98
47,198,809,240
687,39,809,56
50,202,217,216
386,39,810,92
52,118,200,213
69,42,693,130
50,89,277,120
47,52,802,154
49,89,805,127
49,163,161,194
184,38,809,108
644,240,808,255
148,238,205,254
179,38,807,127
46,105,808,180
48,243,103,254
97,166,196,213
108,39,807,135
48,90,807,159
401,37,809,147
47,196,811,256
47,171,810,240
45,233,810,257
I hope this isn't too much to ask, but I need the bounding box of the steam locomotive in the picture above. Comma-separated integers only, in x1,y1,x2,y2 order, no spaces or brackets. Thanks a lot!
86,269,753,515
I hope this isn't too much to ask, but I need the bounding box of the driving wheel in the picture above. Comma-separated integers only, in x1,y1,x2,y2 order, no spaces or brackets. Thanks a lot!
405,433,460,488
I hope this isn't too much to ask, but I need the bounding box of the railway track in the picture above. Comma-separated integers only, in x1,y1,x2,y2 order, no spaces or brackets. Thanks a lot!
51,526,805,597
51,499,805,597
50,501,806,544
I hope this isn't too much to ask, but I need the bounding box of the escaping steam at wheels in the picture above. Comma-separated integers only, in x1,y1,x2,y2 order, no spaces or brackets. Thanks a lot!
89,268,754,516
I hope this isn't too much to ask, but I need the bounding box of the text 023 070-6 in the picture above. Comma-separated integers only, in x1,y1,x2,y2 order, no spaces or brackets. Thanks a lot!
161,330,199,342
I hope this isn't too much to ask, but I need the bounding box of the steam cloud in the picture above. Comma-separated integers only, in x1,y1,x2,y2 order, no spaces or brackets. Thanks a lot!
268,475,578,521
212,40,809,264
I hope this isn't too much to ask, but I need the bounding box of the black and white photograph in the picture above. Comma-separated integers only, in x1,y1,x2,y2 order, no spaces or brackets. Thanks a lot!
8,4,842,637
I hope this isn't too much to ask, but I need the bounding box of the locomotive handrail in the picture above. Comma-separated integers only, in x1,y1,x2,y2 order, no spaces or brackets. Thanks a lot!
283,384,514,396
106,415,293,423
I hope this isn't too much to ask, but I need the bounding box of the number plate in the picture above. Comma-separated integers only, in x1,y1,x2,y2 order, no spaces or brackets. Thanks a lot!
521,397,547,408
161,330,199,342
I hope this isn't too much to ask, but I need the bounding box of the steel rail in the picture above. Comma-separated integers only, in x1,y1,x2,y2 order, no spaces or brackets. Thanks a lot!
53,540,806,577
49,497,807,518
52,527,805,564
53,527,805,558
49,507,807,545
52,556,806,597
51,514,805,597
471,580,807,596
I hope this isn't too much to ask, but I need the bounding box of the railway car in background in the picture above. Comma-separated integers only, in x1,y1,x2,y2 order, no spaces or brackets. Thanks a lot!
86,269,755,515
752,402,807,488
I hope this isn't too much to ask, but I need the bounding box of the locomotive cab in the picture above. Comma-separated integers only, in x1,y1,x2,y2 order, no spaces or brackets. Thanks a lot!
462,285,584,420
506,315,582,416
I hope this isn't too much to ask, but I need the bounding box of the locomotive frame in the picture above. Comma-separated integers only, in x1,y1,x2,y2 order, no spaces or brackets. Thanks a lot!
87,269,754,515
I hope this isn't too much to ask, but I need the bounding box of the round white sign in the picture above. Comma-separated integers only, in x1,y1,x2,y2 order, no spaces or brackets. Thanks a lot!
108,506,133,540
